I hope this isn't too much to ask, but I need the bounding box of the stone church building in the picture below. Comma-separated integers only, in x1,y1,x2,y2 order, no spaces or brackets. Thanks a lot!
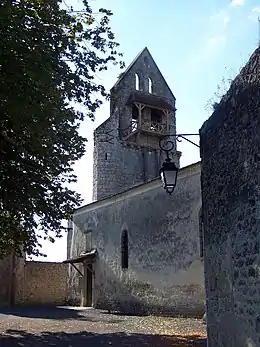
66,48,204,316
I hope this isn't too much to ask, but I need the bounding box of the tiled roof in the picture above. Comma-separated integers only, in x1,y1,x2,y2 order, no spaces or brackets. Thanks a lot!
126,90,173,110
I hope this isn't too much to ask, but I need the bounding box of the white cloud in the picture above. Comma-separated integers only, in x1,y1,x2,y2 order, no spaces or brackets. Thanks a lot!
210,10,230,27
248,7,260,21
187,9,229,72
252,7,260,13
223,16,231,25
230,0,245,6
180,33,227,92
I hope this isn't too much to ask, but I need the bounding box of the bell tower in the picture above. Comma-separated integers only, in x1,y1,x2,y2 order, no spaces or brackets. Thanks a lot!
92,47,181,201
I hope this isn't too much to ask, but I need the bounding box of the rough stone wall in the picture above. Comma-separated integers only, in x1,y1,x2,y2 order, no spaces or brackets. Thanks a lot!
22,261,68,305
111,48,176,134
93,48,180,201
69,162,204,316
0,255,12,306
200,48,260,346
14,254,26,304
0,254,25,306
0,256,68,306
92,112,119,201
93,129,173,202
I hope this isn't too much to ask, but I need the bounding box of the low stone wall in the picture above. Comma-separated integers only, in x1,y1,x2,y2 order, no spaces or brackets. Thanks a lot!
0,255,12,306
22,261,68,305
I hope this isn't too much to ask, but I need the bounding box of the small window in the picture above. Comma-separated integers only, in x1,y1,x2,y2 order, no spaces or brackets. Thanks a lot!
135,73,140,90
148,78,153,93
121,229,128,269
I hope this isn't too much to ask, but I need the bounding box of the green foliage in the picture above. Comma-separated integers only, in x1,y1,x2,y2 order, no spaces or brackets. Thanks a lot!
206,73,235,113
117,71,125,79
0,0,124,258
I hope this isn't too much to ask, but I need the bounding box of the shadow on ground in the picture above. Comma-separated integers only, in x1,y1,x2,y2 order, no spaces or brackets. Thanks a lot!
102,310,150,317
0,329,207,347
0,306,122,324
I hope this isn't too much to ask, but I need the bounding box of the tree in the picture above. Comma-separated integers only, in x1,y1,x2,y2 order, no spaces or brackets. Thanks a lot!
0,0,124,257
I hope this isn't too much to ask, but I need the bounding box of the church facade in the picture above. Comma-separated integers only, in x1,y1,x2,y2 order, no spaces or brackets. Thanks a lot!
66,48,204,316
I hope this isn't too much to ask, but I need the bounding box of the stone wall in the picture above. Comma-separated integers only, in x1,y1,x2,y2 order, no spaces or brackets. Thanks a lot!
111,47,176,135
0,258,68,306
93,117,168,202
21,261,68,305
68,162,204,316
93,48,180,201
0,255,12,306
0,253,25,306
200,48,260,346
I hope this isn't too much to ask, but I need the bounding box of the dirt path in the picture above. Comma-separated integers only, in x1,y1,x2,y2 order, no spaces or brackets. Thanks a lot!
0,306,206,346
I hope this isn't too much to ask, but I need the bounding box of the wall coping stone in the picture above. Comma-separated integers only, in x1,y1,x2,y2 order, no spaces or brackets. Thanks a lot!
75,161,201,216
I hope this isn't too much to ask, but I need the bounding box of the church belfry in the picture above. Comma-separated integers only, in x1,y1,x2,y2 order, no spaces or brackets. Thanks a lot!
92,47,181,201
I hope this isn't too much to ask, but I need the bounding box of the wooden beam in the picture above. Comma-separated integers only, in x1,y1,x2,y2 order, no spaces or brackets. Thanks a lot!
71,263,83,277
133,102,146,111
133,103,145,131
162,109,172,132
134,102,173,112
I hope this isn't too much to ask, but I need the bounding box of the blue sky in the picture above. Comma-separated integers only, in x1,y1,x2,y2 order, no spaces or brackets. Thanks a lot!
34,0,260,261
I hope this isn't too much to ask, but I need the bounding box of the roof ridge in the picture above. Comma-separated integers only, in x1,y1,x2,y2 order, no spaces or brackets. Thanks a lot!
111,47,175,100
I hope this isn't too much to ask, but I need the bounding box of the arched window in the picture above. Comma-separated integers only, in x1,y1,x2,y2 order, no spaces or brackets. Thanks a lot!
135,73,140,90
121,229,128,269
148,78,153,93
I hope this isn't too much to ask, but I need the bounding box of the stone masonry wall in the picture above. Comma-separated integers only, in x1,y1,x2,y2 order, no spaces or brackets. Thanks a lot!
93,124,167,202
200,48,260,346
0,255,12,306
69,162,204,316
93,48,180,201
92,113,180,201
0,254,25,306
22,261,68,305
111,47,176,134
0,256,68,306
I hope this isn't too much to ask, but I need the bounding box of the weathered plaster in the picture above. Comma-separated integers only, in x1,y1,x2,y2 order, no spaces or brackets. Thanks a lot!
68,162,204,316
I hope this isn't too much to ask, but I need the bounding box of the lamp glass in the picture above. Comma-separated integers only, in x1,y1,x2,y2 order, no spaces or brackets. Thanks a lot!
160,161,178,194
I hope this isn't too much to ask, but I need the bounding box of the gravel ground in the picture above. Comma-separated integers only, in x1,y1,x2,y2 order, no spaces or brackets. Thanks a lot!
0,306,206,346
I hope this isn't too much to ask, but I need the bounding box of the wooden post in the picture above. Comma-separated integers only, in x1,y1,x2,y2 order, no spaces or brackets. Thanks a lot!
163,109,171,133
81,262,93,307
79,274,86,307
134,102,145,130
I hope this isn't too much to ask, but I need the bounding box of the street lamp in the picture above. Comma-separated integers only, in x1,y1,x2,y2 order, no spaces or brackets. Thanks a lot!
159,134,200,195
159,158,178,195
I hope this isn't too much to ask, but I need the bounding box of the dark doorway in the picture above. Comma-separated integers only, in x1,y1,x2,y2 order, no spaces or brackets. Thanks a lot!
86,264,93,306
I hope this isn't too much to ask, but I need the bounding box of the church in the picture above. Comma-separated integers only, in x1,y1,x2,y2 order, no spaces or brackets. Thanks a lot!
65,48,204,316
